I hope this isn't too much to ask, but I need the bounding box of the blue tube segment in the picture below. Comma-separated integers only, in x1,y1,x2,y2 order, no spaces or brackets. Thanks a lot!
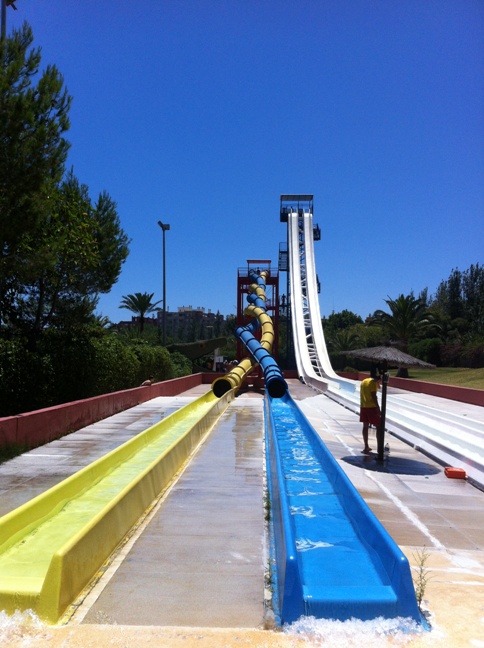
247,292,266,310
235,325,287,398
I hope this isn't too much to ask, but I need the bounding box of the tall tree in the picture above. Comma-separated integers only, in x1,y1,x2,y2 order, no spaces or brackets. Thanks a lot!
0,22,71,320
5,171,129,338
119,292,162,333
370,293,431,351
462,263,484,335
431,264,484,337
322,309,363,337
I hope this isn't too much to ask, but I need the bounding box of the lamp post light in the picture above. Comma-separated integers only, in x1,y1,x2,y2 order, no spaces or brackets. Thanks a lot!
157,220,170,346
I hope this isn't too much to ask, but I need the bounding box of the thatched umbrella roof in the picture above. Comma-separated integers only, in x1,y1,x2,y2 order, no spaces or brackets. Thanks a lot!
344,345,434,460
343,346,435,369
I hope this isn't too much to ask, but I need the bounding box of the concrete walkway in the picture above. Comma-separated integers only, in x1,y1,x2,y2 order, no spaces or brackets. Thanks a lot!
78,394,266,628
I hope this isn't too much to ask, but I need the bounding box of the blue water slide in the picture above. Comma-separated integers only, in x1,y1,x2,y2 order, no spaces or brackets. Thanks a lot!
265,390,421,624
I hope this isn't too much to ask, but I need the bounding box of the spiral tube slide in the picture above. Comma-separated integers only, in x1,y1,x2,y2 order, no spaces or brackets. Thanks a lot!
212,270,287,398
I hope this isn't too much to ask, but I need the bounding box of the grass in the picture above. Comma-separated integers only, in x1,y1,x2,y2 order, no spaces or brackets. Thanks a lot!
390,367,484,390
412,546,432,613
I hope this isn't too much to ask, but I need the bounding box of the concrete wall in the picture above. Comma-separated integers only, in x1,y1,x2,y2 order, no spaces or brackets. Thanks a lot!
3,369,480,452
338,372,484,407
0,373,218,451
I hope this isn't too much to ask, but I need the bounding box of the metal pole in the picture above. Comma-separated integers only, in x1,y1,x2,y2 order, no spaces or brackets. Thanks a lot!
377,369,389,461
162,226,167,346
157,220,170,346
1,0,7,41
1,0,17,42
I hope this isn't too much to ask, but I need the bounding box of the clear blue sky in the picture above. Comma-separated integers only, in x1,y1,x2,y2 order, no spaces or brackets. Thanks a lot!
9,1,484,322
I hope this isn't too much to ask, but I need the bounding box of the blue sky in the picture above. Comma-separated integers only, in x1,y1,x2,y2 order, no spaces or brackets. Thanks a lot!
8,1,484,322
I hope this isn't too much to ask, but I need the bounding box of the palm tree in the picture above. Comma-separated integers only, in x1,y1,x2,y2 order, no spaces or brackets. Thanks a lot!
327,329,361,354
370,293,437,377
370,293,430,352
119,292,162,333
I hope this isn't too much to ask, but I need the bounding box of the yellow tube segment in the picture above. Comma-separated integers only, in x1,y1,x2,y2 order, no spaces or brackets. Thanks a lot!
244,305,274,352
212,357,256,397
0,389,234,623
248,283,266,301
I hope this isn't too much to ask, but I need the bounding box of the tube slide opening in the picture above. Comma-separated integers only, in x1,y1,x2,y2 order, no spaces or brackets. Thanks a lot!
212,379,232,398
267,379,287,399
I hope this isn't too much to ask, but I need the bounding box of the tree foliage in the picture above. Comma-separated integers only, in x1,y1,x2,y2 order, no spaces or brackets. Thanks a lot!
119,292,162,333
370,293,433,351
322,309,363,336
6,172,129,337
0,25,129,339
431,264,484,338
327,329,361,354
0,23,71,298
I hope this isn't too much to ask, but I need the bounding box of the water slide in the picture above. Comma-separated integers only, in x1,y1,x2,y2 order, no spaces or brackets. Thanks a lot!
0,391,233,623
286,202,484,488
266,391,420,623
211,259,420,622
287,207,354,395
212,269,287,398
0,266,287,624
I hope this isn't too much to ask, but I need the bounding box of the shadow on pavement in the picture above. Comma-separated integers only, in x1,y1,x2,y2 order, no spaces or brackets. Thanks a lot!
341,454,441,476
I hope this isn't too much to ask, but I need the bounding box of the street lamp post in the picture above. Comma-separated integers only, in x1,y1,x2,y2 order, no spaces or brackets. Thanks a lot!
157,220,170,346
1,1,17,42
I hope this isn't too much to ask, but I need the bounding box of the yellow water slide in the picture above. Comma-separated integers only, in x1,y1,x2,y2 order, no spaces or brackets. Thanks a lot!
0,390,233,623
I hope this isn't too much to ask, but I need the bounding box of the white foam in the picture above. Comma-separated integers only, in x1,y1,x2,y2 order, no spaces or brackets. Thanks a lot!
284,615,425,647
0,610,49,646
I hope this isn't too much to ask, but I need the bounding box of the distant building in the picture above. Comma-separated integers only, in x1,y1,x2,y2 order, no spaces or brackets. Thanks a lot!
161,306,225,341
116,306,227,342
116,315,158,330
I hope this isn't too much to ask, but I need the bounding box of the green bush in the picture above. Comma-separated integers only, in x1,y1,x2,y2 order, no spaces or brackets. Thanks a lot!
440,342,484,368
40,330,113,403
131,343,172,384
0,330,195,416
169,351,192,378
461,344,484,368
0,339,55,415
90,337,140,394
408,338,442,366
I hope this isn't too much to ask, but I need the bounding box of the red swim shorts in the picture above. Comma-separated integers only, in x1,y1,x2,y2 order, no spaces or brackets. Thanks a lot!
360,407,381,425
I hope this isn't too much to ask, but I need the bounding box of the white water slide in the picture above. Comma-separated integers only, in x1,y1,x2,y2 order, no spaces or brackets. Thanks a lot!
286,204,484,490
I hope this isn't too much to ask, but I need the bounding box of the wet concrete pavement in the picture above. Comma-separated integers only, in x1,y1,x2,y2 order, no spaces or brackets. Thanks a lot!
1,380,484,647
78,395,266,628
0,397,187,517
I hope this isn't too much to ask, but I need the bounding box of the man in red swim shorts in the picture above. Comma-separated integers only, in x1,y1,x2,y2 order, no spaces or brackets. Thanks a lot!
359,368,381,454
